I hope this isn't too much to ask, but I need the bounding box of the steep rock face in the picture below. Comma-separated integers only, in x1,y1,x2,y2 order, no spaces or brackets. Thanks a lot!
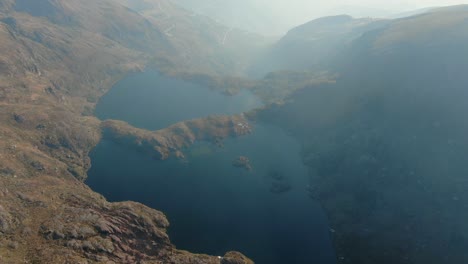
256,6,468,264
0,0,254,262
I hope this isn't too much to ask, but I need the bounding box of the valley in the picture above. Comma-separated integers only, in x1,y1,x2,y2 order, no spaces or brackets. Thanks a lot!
0,1,468,264
85,70,335,263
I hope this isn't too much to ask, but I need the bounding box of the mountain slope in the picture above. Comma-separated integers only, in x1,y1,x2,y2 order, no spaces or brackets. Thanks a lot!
255,5,468,264
117,0,272,76
249,15,388,76
0,0,253,262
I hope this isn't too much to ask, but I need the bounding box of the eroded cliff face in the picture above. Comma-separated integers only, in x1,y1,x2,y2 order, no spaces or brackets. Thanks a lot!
0,0,254,262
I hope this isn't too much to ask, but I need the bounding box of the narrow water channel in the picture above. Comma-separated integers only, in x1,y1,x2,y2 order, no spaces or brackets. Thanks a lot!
86,70,336,263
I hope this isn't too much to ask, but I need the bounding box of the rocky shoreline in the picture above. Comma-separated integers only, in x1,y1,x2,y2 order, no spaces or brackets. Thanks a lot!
0,0,255,262
101,115,253,161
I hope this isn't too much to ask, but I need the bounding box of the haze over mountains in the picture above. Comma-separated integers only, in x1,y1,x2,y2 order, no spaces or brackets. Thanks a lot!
171,0,468,36
1,0,468,263
257,6,468,263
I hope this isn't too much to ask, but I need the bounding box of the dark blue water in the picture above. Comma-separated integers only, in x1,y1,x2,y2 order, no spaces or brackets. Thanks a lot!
87,71,336,263
95,70,261,130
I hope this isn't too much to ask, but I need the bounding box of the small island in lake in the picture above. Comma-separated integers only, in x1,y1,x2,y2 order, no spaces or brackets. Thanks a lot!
232,156,253,171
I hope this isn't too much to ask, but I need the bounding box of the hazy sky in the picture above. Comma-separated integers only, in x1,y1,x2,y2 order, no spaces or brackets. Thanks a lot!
174,0,468,35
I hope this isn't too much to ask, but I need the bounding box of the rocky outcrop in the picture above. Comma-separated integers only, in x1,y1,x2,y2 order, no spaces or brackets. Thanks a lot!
221,251,255,264
0,205,15,234
232,156,252,171
39,201,171,262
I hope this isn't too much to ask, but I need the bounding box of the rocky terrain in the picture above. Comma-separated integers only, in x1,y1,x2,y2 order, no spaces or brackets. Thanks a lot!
0,0,256,262
0,174,249,263
231,156,252,171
